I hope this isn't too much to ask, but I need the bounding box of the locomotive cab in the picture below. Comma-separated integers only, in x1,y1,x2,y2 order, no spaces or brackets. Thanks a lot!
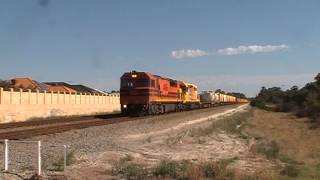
120,71,157,114
178,82,199,103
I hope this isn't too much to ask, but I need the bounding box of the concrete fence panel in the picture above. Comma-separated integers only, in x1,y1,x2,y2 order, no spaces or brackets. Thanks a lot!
0,88,120,123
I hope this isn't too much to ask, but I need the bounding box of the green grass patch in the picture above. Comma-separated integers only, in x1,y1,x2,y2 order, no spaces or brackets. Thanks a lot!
189,110,252,138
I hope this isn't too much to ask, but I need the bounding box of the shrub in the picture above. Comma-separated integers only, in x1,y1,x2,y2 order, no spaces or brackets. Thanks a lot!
253,141,280,159
280,164,300,177
66,150,76,166
122,163,147,179
153,160,179,178
50,150,76,171
201,159,235,179
112,155,149,179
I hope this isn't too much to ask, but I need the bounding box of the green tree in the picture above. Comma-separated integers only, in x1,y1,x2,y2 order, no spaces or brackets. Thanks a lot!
315,73,320,83
0,79,12,89
251,73,320,125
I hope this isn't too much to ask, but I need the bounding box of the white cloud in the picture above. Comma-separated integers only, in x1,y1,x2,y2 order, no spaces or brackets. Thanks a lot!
171,44,289,59
171,49,208,59
217,44,288,55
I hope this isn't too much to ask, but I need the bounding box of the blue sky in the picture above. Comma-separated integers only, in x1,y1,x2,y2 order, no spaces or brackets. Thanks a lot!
1,0,320,96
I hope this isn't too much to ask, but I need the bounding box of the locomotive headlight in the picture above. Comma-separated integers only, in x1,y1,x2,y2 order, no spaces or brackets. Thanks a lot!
131,74,137,78
123,104,127,108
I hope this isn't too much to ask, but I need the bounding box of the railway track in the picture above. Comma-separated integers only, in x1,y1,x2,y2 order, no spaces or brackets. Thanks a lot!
0,113,139,139
0,105,241,140
0,113,123,129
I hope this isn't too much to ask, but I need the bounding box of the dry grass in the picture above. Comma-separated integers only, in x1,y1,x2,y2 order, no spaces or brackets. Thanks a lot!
111,157,270,180
112,155,149,179
245,108,320,163
245,108,320,179
250,140,280,159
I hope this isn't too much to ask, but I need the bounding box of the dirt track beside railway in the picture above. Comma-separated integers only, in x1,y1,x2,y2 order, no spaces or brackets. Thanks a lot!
59,104,260,179
1,104,265,179
61,104,272,180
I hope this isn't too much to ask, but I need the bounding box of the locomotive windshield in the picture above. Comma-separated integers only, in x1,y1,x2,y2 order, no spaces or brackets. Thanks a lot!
121,79,150,88
121,79,134,88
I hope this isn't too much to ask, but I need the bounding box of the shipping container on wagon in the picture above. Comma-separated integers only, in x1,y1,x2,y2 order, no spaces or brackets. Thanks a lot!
199,91,217,104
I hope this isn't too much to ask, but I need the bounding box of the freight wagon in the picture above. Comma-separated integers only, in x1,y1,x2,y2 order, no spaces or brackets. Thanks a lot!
199,91,242,107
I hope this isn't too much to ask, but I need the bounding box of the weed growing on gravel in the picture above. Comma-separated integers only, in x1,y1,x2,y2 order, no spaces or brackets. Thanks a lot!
122,154,134,162
52,159,65,172
201,158,236,179
112,157,268,180
122,163,148,179
153,159,180,178
251,141,280,159
51,150,76,171
66,150,76,166
196,137,206,144
166,131,189,146
146,136,152,143
112,155,149,179
153,158,237,179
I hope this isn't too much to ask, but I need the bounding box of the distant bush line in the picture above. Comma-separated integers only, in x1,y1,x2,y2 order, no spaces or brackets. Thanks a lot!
251,73,320,125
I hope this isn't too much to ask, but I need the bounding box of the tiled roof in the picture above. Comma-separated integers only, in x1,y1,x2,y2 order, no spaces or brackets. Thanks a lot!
11,78,49,91
44,82,103,94
48,85,77,93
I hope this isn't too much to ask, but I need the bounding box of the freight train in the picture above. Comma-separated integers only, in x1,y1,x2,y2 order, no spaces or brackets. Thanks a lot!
120,71,248,115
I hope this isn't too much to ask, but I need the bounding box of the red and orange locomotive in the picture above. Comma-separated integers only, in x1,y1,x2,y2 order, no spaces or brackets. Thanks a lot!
120,71,199,115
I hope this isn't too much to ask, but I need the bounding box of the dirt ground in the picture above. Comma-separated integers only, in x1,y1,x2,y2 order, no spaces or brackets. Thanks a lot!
63,106,320,180
0,105,248,179
62,104,275,179
2,105,319,179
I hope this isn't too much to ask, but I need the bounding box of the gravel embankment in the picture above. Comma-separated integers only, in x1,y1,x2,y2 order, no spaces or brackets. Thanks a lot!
0,104,245,179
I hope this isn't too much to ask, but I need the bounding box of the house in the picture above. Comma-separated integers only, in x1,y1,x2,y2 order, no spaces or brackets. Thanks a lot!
44,82,104,95
1,77,106,94
48,85,77,93
10,78,49,91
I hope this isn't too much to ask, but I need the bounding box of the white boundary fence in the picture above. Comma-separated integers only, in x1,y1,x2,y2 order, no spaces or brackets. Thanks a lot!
1,139,69,175
0,87,121,123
